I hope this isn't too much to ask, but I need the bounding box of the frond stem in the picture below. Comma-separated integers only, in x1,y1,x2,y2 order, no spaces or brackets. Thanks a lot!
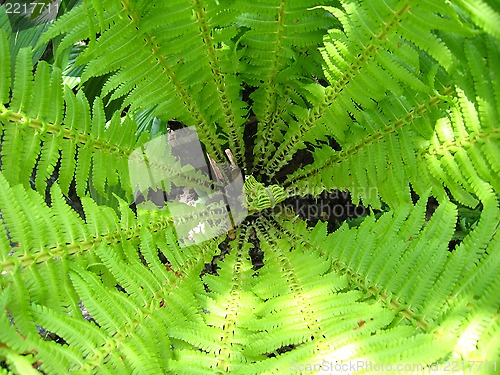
0,105,132,157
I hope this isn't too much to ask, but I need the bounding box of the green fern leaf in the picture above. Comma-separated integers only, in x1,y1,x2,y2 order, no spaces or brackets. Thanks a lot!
0,28,11,105
1,1,499,373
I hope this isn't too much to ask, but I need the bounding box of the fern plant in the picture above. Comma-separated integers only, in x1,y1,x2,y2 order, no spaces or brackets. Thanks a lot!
1,0,499,373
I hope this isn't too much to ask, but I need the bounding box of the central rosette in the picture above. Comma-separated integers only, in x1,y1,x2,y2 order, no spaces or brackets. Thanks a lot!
128,126,247,247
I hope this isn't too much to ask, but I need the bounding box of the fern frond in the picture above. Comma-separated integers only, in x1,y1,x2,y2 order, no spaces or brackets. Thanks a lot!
169,228,261,373
0,174,162,291
0,172,223,372
0,35,142,198
244,175,287,212
454,0,500,39
236,213,455,374
234,0,335,169
285,88,451,208
285,33,499,210
264,0,480,179
44,0,249,164
274,196,499,369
